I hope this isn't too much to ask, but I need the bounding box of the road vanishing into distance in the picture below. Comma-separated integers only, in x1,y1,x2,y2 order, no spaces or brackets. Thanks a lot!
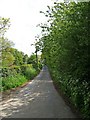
1,66,77,118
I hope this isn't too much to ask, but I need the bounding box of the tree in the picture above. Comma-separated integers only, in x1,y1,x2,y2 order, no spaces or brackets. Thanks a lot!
0,17,10,37
23,54,29,64
0,17,15,67
31,36,42,69
38,1,90,118
27,54,37,68
11,48,24,66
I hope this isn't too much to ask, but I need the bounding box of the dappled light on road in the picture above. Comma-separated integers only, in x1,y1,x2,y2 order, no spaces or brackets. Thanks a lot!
1,80,42,117
0,66,76,118
0,78,53,118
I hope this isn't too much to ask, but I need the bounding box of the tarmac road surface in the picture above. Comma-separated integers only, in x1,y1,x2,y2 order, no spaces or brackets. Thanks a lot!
1,66,77,118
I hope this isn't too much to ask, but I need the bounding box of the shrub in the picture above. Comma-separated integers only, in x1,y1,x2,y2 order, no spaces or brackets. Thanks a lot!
26,67,37,79
38,62,43,70
1,66,21,77
20,64,32,75
0,64,40,92
2,74,27,91
11,65,21,73
20,64,37,80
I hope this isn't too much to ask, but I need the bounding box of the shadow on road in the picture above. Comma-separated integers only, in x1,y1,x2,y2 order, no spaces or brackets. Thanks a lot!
1,66,77,118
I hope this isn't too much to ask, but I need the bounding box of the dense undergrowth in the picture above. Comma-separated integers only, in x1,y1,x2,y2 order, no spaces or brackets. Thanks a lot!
0,64,40,91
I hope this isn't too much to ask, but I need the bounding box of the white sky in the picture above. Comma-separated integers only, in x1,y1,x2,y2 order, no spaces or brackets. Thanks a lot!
0,0,56,56
0,0,89,56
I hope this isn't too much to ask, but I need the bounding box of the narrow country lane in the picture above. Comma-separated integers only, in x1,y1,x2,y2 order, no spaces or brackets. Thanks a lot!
1,66,77,118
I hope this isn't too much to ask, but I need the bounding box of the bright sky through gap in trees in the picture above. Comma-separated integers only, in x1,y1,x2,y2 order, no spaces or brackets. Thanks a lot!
0,0,61,56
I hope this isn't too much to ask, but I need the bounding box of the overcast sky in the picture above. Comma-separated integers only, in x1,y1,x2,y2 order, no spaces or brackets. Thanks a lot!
0,0,88,56
0,0,58,56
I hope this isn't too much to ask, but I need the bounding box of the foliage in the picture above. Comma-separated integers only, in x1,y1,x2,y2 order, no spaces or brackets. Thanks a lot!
39,1,90,118
0,64,38,91
23,54,29,64
27,54,42,70
0,37,15,67
25,67,37,80
27,54,37,68
1,46,15,67
0,77,2,91
0,17,29,67
0,17,10,37
1,66,21,77
0,17,15,67
1,74,27,91
10,48,24,66
0,17,41,93
20,64,37,79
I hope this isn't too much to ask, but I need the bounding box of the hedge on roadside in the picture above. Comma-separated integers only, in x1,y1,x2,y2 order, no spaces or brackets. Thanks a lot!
0,64,39,91
2,74,27,91
1,64,37,78
20,64,37,80
1,66,21,77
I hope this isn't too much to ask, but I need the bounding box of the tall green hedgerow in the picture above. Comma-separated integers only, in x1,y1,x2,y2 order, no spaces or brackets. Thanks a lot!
39,1,90,118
